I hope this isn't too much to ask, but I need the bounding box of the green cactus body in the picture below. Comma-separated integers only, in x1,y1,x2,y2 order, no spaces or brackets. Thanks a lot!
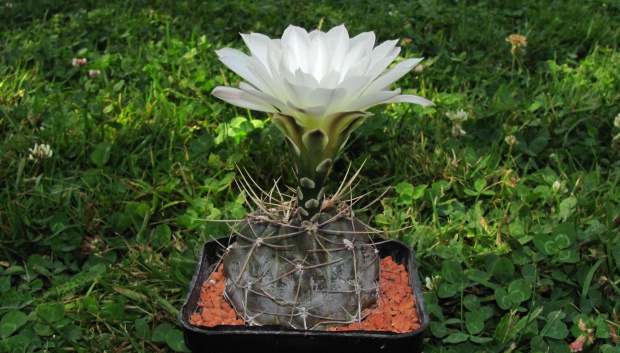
222,204,380,329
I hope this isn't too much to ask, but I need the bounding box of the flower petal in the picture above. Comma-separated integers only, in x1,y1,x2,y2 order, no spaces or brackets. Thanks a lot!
310,33,329,80
281,25,311,73
343,57,371,79
239,82,292,114
294,69,320,89
216,48,272,93
348,89,401,111
285,101,326,128
337,75,371,103
364,47,401,81
286,101,326,116
303,106,327,116
369,39,399,64
365,58,423,94
318,70,341,89
308,29,319,40
349,31,376,55
339,31,376,79
383,94,434,106
246,59,281,98
308,87,348,114
283,79,313,108
241,32,275,69
325,25,350,72
212,86,277,112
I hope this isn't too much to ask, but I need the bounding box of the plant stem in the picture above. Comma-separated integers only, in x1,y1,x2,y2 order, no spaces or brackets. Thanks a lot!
295,151,331,220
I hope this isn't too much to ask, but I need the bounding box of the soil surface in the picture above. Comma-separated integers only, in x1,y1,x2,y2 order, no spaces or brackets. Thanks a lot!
190,256,420,333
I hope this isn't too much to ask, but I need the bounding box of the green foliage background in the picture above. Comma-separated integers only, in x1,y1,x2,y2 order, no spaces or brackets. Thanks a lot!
1,0,619,352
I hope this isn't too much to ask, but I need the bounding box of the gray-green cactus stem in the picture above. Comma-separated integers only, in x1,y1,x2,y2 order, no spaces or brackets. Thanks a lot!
222,204,380,329
296,176,325,219
295,157,332,219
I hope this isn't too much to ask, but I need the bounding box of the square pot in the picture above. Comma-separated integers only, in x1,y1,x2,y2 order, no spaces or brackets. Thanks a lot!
178,236,429,353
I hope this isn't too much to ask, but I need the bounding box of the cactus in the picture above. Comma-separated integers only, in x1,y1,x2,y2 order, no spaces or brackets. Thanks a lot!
222,197,380,329
212,24,433,329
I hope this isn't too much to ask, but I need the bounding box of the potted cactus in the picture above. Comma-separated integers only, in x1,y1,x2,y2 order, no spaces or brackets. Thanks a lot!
179,24,433,352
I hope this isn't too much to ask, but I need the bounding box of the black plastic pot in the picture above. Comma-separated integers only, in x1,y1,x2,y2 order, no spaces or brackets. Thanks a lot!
178,236,429,353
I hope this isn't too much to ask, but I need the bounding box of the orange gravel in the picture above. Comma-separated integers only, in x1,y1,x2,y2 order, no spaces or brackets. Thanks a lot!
189,264,244,327
190,256,420,333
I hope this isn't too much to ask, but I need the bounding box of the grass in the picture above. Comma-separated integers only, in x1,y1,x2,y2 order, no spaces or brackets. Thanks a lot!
1,0,619,352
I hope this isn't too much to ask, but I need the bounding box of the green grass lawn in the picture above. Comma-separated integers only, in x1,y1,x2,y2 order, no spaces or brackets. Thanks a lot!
1,0,619,352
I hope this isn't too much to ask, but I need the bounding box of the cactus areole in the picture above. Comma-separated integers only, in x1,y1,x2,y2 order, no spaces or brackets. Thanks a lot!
212,24,433,329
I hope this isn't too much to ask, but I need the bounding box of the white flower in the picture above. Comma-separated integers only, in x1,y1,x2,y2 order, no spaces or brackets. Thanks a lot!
72,58,87,67
446,109,468,137
89,70,101,78
213,24,433,117
505,135,517,146
425,275,441,291
28,143,53,161
552,180,567,194
614,113,620,128
212,24,433,162
446,109,468,123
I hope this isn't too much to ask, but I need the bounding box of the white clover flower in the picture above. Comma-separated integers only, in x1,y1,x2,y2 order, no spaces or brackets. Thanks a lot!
89,70,101,78
28,143,53,162
446,109,468,123
506,34,527,55
212,25,433,168
446,109,468,137
72,58,87,67
424,275,442,291
505,135,517,146
400,38,412,46
552,180,569,194
578,318,588,332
